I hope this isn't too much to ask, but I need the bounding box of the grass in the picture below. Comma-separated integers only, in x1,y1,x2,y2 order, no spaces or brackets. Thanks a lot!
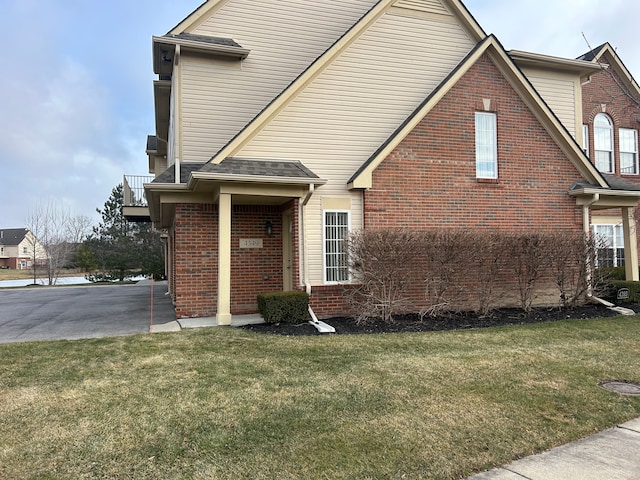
1,317,639,479
0,268,84,281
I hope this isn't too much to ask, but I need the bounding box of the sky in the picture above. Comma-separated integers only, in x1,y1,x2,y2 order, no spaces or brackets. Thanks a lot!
1,0,639,230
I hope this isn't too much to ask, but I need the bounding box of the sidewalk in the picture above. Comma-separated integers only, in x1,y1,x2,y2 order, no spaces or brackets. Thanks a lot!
468,417,640,479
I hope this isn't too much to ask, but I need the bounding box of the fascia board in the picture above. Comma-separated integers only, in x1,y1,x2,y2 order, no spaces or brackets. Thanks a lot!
189,172,327,189
153,35,250,60
509,50,603,76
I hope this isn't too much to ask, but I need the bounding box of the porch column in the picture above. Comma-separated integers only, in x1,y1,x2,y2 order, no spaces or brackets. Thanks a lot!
622,207,639,281
217,193,232,325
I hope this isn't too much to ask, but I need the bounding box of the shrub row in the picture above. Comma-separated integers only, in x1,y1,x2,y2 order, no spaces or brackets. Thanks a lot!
347,229,607,323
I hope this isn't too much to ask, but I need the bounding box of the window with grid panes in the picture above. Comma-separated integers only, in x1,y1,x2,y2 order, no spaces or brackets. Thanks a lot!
324,211,349,283
620,128,638,175
594,114,614,173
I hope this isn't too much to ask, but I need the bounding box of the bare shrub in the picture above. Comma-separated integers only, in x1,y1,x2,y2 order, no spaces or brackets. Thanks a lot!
420,230,474,317
468,232,508,316
545,231,596,307
347,229,423,323
505,233,550,313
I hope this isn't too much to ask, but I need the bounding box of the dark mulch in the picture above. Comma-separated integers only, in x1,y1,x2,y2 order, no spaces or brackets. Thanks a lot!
242,303,640,336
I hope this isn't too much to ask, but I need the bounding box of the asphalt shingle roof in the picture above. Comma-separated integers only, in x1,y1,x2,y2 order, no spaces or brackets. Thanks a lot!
152,158,320,184
0,228,28,246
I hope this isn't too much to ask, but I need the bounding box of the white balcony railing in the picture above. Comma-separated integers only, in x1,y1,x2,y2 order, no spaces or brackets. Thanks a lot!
123,175,153,207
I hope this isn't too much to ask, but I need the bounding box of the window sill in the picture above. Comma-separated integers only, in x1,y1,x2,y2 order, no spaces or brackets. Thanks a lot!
476,177,499,184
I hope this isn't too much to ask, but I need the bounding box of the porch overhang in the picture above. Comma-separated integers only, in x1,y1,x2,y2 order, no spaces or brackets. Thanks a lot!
570,187,640,209
144,158,326,228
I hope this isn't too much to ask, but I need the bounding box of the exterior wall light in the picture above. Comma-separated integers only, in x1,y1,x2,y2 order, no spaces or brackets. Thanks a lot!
265,220,273,236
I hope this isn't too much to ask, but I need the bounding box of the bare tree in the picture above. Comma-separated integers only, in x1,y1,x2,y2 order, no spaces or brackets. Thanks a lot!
26,201,92,285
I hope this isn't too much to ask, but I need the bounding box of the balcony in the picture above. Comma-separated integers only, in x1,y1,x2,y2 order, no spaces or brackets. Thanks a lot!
123,175,153,222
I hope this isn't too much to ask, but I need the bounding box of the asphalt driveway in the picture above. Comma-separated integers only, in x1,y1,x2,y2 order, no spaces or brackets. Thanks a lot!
0,280,176,343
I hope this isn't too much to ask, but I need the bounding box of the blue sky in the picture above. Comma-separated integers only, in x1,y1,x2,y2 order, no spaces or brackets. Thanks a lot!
1,0,639,230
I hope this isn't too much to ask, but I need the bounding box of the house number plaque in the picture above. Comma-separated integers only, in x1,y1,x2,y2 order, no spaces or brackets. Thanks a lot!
240,238,263,249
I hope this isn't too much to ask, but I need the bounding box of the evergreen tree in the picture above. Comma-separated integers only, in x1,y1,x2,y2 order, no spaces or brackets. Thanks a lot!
83,184,164,280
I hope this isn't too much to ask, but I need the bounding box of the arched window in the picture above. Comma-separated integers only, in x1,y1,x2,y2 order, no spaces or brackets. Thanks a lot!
594,113,614,173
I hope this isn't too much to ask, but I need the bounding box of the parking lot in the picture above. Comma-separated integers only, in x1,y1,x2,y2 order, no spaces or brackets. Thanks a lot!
0,280,175,343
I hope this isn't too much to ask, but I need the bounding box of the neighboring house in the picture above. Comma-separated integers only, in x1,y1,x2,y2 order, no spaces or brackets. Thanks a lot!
124,0,640,322
576,43,640,268
0,228,46,269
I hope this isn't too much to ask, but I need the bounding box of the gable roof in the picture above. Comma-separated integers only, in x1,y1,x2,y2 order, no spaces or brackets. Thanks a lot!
0,229,29,246
577,42,640,102
206,0,486,166
347,35,608,189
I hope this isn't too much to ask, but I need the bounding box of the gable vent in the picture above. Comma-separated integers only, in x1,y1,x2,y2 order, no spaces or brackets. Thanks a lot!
393,0,451,15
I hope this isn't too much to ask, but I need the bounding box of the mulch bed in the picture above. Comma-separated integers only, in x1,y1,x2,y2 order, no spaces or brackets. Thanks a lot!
242,303,639,336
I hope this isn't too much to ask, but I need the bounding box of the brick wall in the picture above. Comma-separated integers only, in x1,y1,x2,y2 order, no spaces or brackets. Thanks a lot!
359,53,585,311
582,50,640,186
231,205,283,314
365,53,584,232
170,202,296,318
173,203,218,318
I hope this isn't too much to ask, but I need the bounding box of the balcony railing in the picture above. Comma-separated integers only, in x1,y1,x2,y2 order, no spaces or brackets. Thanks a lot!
123,175,153,207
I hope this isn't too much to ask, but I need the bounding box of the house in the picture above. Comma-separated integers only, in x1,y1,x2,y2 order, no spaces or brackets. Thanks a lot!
576,43,640,268
0,228,46,270
124,0,640,323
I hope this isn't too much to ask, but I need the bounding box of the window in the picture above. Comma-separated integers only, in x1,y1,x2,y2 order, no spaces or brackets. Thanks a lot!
22,247,28,254
592,224,624,268
324,211,350,283
594,113,614,173
582,124,589,156
620,128,638,175
475,112,497,179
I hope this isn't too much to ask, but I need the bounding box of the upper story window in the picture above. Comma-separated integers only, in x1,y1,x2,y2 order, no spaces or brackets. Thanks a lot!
475,112,497,179
594,113,614,173
582,124,589,156
619,128,638,175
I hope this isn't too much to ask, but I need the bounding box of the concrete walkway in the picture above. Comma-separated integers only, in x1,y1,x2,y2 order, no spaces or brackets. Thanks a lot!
150,313,264,333
468,417,640,479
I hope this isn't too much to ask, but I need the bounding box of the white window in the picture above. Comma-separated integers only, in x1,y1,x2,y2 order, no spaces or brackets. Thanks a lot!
22,247,28,254
323,211,350,283
592,224,624,268
475,112,497,179
582,124,589,156
594,113,614,173
620,128,638,175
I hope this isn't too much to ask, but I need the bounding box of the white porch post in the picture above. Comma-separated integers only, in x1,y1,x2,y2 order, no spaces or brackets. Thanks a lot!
217,193,232,325
622,207,639,281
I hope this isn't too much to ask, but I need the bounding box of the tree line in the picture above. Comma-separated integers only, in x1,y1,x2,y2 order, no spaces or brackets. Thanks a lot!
26,184,163,284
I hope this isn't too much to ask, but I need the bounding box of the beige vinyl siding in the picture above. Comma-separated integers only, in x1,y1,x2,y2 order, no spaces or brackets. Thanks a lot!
178,0,377,163
393,0,451,15
521,68,578,137
238,12,475,284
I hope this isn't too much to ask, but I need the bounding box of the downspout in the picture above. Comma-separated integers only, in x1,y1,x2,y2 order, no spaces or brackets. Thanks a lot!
301,183,314,295
583,193,599,298
301,183,335,333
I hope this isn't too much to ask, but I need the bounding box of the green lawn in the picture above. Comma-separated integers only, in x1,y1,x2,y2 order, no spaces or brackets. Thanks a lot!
1,316,639,479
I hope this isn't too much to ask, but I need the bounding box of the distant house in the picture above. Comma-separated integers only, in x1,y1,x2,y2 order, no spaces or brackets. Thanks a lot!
123,0,640,323
0,228,47,269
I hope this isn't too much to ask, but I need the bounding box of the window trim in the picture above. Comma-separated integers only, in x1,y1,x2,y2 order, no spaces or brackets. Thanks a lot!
594,113,614,173
475,112,498,179
592,223,625,268
619,128,638,175
322,209,351,284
